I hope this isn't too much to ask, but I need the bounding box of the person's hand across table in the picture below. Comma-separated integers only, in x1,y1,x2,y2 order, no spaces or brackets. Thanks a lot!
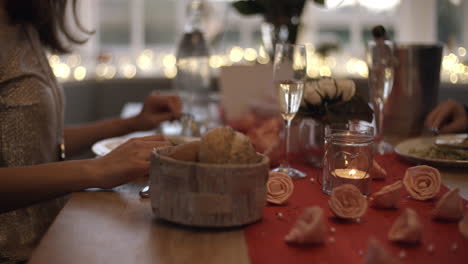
90,134,171,189
131,93,183,131
425,99,468,134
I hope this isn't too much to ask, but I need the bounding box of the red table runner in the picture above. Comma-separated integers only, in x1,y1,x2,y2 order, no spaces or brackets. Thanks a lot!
245,153,468,263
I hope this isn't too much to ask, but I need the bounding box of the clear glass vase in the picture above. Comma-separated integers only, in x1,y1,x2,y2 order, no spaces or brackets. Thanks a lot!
260,18,300,57
299,118,326,168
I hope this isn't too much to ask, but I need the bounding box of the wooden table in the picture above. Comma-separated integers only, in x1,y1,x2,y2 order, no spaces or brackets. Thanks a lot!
28,178,250,264
28,168,468,264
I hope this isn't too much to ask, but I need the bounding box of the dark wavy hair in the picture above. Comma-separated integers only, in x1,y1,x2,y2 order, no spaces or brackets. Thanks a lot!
5,0,93,53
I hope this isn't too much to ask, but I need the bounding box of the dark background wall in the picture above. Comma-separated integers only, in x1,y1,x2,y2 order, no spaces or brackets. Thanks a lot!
63,78,468,125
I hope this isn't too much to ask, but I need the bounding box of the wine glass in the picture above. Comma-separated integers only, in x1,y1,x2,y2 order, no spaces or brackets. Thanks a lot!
367,40,395,154
272,43,307,179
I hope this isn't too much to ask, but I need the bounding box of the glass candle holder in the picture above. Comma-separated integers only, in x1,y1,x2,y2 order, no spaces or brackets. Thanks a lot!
322,123,374,195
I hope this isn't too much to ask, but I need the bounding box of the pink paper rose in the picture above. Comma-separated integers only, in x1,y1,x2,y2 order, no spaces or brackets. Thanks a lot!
328,184,368,219
370,180,403,209
266,171,294,205
433,188,464,221
388,208,422,244
284,206,326,245
364,238,400,264
371,160,387,180
403,165,441,201
459,212,468,240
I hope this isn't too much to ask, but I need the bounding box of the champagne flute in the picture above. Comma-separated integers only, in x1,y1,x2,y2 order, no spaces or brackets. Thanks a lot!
273,43,307,179
367,39,395,154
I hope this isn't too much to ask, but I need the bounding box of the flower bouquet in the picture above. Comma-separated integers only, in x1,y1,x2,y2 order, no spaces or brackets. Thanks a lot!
297,78,373,166
232,0,325,55
299,78,373,125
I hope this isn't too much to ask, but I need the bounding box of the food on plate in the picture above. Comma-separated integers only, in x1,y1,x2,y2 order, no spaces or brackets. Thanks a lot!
432,188,464,221
403,165,441,201
371,160,387,180
226,112,258,133
388,208,422,244
363,238,400,264
198,126,260,164
266,171,294,205
284,206,326,245
370,180,403,209
328,184,368,219
409,146,468,161
167,140,201,162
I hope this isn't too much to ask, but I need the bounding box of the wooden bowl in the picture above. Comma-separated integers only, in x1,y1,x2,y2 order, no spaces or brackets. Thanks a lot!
150,147,270,227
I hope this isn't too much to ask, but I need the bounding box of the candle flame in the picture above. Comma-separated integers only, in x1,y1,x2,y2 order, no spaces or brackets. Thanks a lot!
349,169,356,177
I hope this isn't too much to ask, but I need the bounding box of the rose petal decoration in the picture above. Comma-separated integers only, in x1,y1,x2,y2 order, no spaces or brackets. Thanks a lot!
266,171,294,205
246,117,283,166
328,184,368,219
372,160,387,180
364,238,400,264
432,188,464,221
284,206,326,245
459,212,468,240
370,180,403,209
247,117,282,153
388,208,422,244
403,165,441,201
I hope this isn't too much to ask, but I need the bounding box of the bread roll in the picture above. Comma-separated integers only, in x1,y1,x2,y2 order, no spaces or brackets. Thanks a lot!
199,126,259,164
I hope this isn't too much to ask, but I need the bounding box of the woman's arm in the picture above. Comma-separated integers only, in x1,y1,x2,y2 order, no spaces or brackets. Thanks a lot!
0,159,97,212
0,135,170,213
64,93,181,156
64,116,140,157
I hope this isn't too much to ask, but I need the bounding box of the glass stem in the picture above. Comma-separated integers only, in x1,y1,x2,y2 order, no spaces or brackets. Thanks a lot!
377,101,384,142
373,99,384,142
283,119,292,168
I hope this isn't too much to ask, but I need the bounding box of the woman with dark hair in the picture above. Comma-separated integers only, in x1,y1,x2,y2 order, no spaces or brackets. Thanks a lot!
0,1,181,263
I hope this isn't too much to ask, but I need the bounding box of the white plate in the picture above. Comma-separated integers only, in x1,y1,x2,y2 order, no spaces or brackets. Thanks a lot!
92,132,199,157
394,136,468,167
435,133,468,149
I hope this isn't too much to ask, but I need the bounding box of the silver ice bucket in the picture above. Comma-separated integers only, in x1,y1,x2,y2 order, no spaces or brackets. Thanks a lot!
383,44,443,137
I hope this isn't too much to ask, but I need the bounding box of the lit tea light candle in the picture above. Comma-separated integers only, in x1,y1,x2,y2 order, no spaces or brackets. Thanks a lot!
332,168,371,194
334,169,368,179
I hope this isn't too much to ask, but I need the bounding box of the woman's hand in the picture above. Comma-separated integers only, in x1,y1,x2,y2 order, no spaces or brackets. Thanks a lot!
90,134,171,189
425,99,468,134
131,93,182,131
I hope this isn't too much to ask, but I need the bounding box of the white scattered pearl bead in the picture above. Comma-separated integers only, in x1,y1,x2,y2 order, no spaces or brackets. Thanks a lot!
310,178,315,183
427,244,435,254
356,218,361,223
358,250,364,256
451,243,458,251
399,250,407,259
328,237,335,243
276,212,283,218
330,227,336,233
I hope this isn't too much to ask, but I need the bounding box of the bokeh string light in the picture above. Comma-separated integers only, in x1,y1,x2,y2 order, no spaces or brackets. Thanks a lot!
48,45,466,84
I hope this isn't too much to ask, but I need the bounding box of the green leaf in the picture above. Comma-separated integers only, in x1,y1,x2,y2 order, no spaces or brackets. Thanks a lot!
232,1,266,16
313,0,325,6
